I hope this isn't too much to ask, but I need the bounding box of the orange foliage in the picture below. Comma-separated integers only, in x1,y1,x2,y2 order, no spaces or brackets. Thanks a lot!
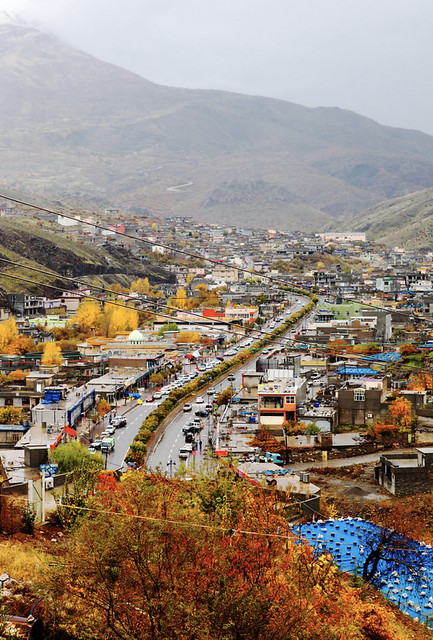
389,395,412,428
45,471,409,640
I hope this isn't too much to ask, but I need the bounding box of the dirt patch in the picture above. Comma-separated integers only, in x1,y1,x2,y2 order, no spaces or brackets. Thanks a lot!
307,462,391,503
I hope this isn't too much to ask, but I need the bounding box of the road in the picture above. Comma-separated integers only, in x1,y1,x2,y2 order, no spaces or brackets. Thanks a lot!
105,401,157,471
147,295,311,473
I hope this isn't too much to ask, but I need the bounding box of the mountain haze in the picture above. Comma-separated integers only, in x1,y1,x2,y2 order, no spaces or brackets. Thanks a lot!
2,20,433,228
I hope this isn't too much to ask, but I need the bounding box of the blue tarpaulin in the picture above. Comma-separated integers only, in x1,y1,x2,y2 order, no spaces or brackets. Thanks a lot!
294,518,433,627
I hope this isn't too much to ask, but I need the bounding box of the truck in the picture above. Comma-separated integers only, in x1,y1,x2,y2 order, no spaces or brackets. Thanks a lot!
100,436,115,453
264,451,284,466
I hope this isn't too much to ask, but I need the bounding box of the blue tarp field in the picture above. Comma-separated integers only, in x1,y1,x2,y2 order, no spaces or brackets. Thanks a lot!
294,518,433,627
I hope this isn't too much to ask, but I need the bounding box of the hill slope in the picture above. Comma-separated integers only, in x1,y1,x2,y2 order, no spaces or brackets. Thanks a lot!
3,21,433,228
0,217,174,294
334,187,433,249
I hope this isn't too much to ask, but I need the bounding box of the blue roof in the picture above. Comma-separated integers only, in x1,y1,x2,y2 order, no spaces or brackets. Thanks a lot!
294,518,433,628
361,352,401,363
334,366,377,376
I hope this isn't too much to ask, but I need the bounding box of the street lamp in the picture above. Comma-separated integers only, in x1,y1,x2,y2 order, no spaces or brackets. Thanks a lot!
167,458,176,479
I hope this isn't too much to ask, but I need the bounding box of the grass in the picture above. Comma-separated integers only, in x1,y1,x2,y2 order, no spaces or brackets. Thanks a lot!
0,541,51,582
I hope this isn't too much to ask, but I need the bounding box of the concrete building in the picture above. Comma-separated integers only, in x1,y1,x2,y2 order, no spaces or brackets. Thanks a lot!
375,448,433,496
257,376,307,433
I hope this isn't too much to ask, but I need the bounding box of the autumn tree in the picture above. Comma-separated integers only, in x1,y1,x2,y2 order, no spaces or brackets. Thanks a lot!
74,299,103,333
399,343,418,356
3,334,34,355
96,398,111,417
388,395,413,429
7,370,28,382
0,317,17,352
175,330,200,343
41,342,62,367
0,407,22,424
43,470,405,640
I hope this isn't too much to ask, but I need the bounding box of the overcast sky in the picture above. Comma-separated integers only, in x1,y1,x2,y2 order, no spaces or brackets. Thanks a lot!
1,0,433,135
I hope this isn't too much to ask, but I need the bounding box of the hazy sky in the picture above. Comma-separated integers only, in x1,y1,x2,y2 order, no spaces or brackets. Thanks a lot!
2,0,433,135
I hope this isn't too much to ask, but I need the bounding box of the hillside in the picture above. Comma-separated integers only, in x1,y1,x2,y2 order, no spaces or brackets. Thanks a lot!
334,187,433,249
3,21,433,228
0,217,174,294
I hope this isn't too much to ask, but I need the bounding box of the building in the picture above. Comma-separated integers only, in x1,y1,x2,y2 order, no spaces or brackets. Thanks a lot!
31,385,96,431
337,377,390,426
257,376,307,434
375,448,433,496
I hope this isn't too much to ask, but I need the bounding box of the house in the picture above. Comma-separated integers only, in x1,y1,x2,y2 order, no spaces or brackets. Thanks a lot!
375,448,433,496
257,376,307,434
337,377,391,426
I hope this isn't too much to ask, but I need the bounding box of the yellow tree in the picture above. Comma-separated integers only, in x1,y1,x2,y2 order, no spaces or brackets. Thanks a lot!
41,342,63,367
103,303,139,337
175,331,200,343
74,299,103,333
0,317,17,351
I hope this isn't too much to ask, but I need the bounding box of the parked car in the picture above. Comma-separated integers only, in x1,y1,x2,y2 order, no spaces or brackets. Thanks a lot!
205,404,213,412
153,391,163,399
310,372,322,380
105,425,116,435
228,374,236,381
183,403,192,412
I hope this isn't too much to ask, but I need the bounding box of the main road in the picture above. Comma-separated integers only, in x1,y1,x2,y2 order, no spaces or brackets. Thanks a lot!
146,294,312,474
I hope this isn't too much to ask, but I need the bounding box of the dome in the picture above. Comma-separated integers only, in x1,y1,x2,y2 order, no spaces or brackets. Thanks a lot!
128,329,145,344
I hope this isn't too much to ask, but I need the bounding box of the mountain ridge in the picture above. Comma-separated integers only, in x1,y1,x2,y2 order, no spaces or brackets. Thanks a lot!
2,21,433,228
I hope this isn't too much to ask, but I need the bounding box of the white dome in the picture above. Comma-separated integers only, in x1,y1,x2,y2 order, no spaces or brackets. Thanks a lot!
128,329,145,343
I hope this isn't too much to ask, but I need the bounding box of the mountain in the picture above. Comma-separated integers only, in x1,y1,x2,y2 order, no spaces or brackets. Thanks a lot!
0,216,174,294
331,187,433,250
3,20,433,229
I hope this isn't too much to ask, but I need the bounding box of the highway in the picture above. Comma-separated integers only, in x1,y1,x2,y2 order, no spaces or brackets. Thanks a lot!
146,295,311,474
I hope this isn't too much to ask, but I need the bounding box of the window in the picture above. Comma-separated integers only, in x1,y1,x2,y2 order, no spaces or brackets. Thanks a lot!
354,389,365,402
285,395,296,404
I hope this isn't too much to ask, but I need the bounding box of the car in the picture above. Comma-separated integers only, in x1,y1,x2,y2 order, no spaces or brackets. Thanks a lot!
105,425,116,435
228,374,236,381
112,416,127,428
91,439,101,450
195,396,204,404
99,430,110,439
262,349,269,354
310,372,322,380
205,404,213,412
153,391,163,399
195,409,209,417
225,349,237,356
183,403,193,412
207,388,216,395
197,364,207,371
145,394,154,402
179,444,193,459
88,446,99,455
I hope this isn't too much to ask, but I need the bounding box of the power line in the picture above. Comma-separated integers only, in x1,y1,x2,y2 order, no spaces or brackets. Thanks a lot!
0,191,426,327
0,258,312,349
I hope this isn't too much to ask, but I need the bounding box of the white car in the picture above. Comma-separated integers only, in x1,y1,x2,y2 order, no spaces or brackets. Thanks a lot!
195,396,204,404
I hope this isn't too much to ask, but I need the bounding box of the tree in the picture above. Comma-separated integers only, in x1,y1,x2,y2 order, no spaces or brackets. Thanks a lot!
3,335,34,355
96,398,111,417
282,419,307,436
41,342,62,367
43,470,405,640
74,299,103,333
175,331,200,343
388,395,413,429
0,318,17,352
399,343,418,356
360,510,424,584
0,407,22,424
7,370,28,382
157,322,178,336
49,440,104,473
